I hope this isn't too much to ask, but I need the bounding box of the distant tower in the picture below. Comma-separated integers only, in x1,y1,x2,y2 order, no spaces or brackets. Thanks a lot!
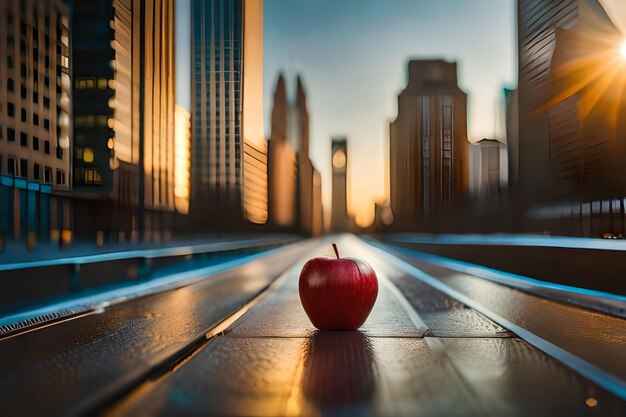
267,73,322,235
389,60,469,229
331,138,349,232
268,74,297,227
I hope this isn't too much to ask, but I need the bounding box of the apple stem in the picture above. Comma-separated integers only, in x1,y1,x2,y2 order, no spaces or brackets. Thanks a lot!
332,243,340,259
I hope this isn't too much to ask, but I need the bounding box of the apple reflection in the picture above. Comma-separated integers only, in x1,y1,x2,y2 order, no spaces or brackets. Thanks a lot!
302,330,376,410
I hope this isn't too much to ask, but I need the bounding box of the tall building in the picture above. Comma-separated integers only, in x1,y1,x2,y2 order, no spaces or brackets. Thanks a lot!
389,60,469,229
190,0,267,226
0,0,72,244
518,0,626,234
267,73,322,234
330,138,350,232
470,138,506,199
517,0,578,203
268,74,297,228
0,0,71,189
70,0,176,237
294,76,318,235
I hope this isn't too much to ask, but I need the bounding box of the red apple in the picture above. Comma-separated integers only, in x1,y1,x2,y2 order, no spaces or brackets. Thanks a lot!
299,243,378,330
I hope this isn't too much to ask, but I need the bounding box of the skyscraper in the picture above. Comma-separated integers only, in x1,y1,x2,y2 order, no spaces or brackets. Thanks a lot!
268,74,297,228
267,73,322,234
190,0,267,226
330,138,350,232
517,0,578,204
0,0,71,244
70,0,176,238
0,0,71,188
389,60,469,229
518,0,626,234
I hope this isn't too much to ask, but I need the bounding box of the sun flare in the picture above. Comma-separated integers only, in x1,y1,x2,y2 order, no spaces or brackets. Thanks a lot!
620,39,626,60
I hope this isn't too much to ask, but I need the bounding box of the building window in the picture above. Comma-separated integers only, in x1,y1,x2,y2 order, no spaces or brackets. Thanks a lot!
83,147,94,163
82,168,102,184
8,102,14,117
7,55,13,68
56,146,63,159
56,169,65,185
7,157,16,175
75,78,95,89
43,97,49,108
8,128,15,141
21,86,26,98
21,108,26,122
97,78,108,89
33,113,39,125
33,163,40,180
44,118,49,130
33,136,39,150
44,140,50,154
20,132,27,147
44,166,52,183
19,159,28,177
7,78,14,92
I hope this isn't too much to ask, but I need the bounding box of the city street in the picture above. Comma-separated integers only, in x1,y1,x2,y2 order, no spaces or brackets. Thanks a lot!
1,235,624,416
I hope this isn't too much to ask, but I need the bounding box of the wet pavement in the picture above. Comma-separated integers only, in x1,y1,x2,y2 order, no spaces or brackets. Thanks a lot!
1,235,625,416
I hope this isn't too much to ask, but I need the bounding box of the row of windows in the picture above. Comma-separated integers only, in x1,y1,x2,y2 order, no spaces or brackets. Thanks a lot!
74,78,113,90
76,168,102,185
2,156,65,185
74,115,110,127
0,127,56,154
5,86,54,106
5,103,51,128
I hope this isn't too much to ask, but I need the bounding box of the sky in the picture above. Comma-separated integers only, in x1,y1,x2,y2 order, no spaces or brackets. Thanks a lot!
175,0,518,228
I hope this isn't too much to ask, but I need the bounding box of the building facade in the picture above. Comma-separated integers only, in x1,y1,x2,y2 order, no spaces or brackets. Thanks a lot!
518,0,626,235
70,0,176,239
517,0,578,203
267,73,322,235
0,0,71,189
268,74,297,228
389,60,469,229
470,138,506,199
190,0,267,226
0,0,72,244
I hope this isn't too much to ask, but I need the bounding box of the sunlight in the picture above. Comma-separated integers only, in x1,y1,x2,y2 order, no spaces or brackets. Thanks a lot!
538,5,626,127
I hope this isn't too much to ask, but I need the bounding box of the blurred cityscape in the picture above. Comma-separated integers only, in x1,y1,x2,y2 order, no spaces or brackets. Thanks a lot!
0,0,626,254
2,2,626,416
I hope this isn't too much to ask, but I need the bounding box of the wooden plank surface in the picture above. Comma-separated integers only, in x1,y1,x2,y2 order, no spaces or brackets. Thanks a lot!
398,256,626,380
0,240,319,417
111,236,625,417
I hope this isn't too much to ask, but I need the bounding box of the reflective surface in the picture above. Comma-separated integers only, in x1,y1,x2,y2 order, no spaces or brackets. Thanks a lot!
112,236,625,416
0,240,318,417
